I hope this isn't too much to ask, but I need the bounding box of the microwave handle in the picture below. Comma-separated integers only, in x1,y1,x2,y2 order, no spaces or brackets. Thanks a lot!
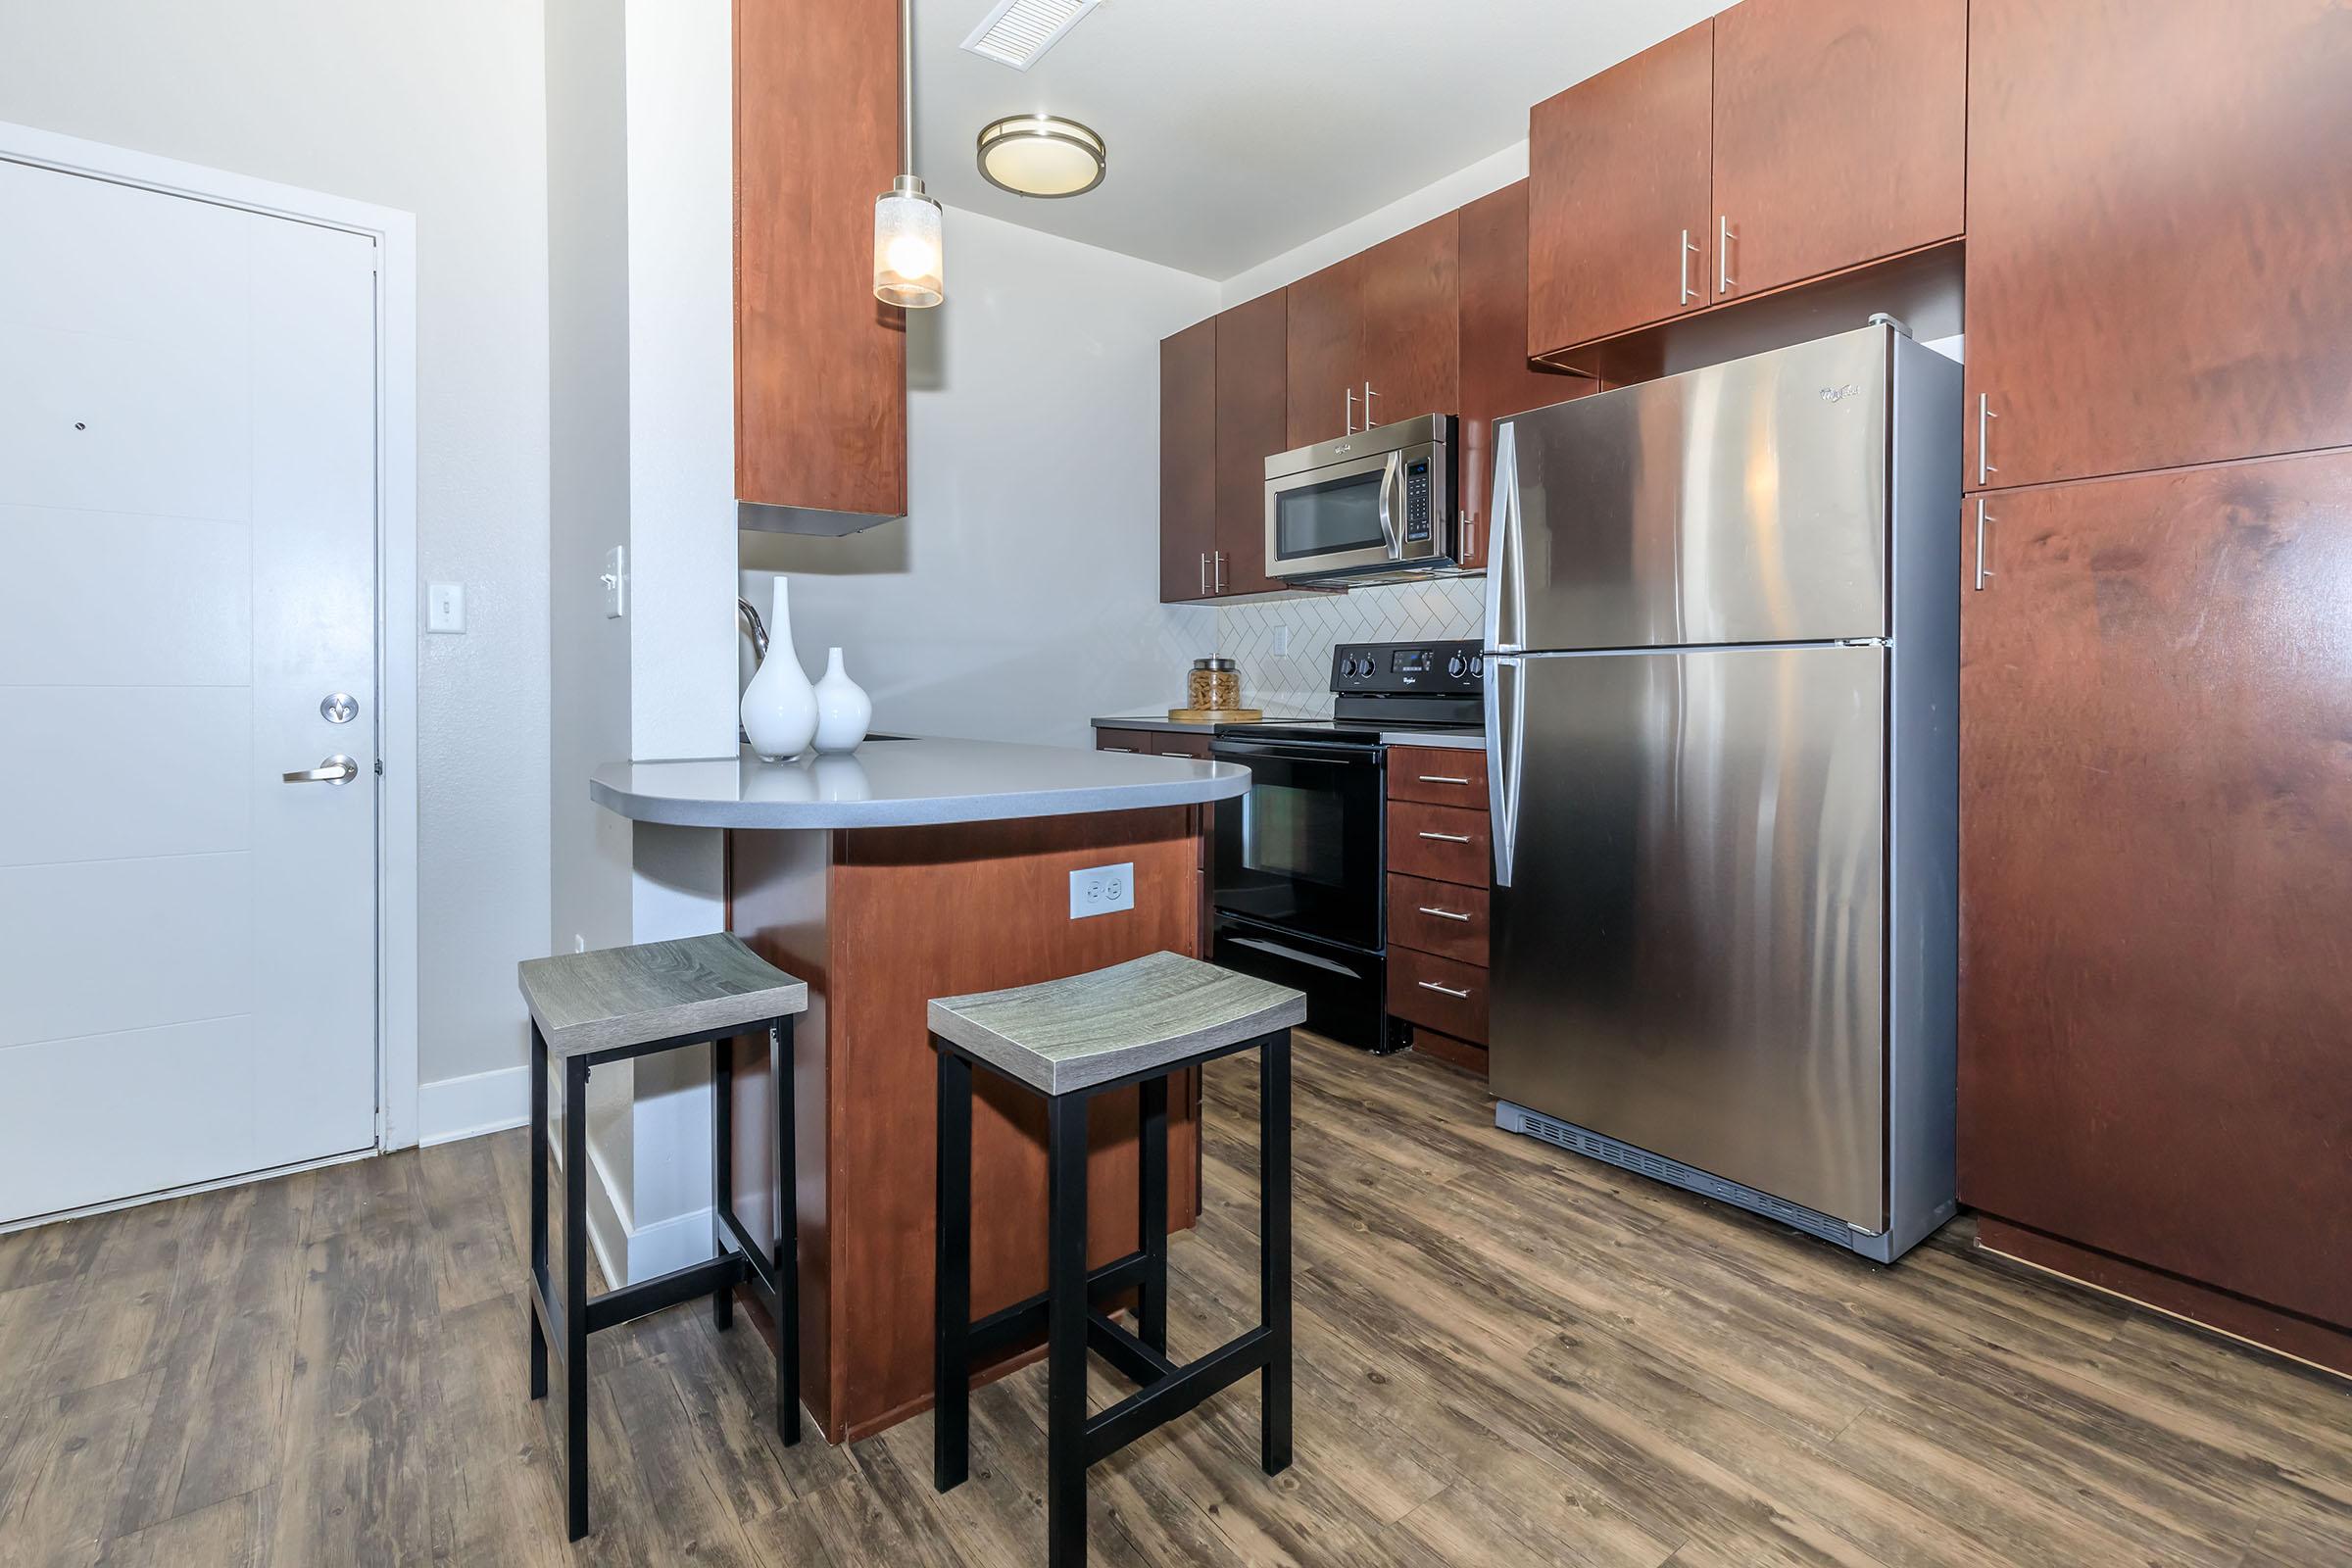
1376,450,1405,557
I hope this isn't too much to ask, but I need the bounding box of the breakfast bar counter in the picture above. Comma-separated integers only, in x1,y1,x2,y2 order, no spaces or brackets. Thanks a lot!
593,739,1248,1443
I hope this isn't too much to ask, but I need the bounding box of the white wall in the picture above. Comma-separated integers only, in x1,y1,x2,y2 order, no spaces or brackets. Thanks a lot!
741,208,1219,744
0,0,554,1096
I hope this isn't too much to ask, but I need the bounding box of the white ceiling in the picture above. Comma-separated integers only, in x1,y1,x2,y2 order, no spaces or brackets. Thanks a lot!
909,0,1726,281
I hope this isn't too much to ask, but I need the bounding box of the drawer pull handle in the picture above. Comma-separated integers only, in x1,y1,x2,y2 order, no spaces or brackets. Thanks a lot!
1418,831,1473,844
1099,747,1138,753
1417,980,1473,999
1416,774,1471,785
1416,906,1472,921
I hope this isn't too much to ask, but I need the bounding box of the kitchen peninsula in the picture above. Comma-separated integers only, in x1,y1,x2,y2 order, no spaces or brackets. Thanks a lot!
590,739,1250,1442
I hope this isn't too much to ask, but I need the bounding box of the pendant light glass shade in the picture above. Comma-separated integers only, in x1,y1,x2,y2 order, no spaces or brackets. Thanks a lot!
874,0,943,308
873,174,944,308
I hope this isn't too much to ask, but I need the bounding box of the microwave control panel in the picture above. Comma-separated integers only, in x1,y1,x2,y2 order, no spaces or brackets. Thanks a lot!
1403,459,1431,542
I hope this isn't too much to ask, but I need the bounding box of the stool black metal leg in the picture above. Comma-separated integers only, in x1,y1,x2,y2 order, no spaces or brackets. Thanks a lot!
528,1023,549,1401
564,1056,592,1541
1138,1072,1169,1353
1259,1031,1293,1476
932,1041,972,1493
712,1036,734,1333
1047,1089,1092,1568
772,1017,801,1446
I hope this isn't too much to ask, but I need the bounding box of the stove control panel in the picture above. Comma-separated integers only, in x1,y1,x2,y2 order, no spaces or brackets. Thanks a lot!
1330,640,1485,696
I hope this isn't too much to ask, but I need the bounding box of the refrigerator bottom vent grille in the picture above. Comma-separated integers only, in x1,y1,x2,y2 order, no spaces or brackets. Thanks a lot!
1500,1103,1859,1250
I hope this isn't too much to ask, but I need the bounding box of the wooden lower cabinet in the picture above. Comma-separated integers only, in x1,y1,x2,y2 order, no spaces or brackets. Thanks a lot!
1387,800,1491,886
1958,453,2352,1354
1387,947,1488,1047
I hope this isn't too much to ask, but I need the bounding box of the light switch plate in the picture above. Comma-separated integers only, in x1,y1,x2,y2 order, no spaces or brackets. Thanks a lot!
427,582,466,633
1069,861,1135,919
603,545,626,618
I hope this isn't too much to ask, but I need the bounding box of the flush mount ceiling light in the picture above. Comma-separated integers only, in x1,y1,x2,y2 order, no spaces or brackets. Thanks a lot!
873,0,944,308
975,115,1106,199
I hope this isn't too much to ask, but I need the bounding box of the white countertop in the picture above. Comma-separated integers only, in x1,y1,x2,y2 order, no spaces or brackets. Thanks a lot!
590,739,1251,830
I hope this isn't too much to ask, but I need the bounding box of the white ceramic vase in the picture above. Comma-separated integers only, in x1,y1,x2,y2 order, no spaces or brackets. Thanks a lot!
812,647,873,754
740,578,817,760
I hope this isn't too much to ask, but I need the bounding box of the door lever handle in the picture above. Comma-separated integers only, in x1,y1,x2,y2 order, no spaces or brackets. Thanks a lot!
283,755,361,785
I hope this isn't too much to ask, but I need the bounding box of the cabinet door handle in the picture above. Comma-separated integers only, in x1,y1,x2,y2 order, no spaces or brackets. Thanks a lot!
1345,385,1356,435
1460,509,1476,564
1362,380,1377,427
1198,552,1207,597
1417,774,1472,785
1679,229,1699,304
1978,393,1998,486
1417,979,1473,1000
1974,499,1994,592
1718,216,1735,295
1416,906,1473,922
1418,830,1473,844
1213,550,1226,593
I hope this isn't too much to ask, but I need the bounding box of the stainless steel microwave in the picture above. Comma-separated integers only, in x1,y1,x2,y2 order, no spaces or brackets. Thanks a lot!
1263,415,1456,582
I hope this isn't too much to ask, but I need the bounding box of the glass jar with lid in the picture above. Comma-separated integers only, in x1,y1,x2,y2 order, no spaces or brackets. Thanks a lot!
1188,658,1241,712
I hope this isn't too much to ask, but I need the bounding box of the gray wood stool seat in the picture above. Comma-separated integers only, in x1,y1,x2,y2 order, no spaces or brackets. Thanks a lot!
928,952,1305,1568
517,933,808,1542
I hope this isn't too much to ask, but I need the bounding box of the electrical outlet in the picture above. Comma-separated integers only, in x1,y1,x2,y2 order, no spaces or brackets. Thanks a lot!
1068,861,1135,919
1272,624,1291,656
574,934,587,954
427,582,466,633
602,545,626,618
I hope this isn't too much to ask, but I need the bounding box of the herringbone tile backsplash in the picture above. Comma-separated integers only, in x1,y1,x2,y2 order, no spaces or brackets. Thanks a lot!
1215,576,1487,716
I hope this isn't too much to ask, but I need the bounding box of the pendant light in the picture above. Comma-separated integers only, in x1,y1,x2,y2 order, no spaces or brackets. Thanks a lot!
873,0,944,308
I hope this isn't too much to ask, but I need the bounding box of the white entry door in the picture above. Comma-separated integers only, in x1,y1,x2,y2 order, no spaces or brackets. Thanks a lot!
0,157,380,1225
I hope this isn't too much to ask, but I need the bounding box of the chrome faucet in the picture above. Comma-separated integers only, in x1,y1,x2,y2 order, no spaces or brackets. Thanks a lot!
736,596,769,664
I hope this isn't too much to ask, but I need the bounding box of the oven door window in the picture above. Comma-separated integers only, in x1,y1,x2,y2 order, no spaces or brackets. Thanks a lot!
1211,747,1383,953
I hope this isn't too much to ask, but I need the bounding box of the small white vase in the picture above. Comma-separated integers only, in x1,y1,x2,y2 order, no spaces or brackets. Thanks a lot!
740,578,817,760
812,647,872,754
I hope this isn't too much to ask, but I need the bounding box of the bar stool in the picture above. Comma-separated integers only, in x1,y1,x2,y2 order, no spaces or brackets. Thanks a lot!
928,951,1306,1568
516,933,808,1541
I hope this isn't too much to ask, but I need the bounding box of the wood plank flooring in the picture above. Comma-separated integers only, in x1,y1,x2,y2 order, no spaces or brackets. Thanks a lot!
1,1034,2346,1566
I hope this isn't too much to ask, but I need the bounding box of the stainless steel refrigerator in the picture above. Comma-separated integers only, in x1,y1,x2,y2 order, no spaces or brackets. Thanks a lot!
1482,321,1960,1263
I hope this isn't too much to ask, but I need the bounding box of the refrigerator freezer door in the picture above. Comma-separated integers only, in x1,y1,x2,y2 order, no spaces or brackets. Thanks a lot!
1488,645,1888,1229
1494,325,1892,652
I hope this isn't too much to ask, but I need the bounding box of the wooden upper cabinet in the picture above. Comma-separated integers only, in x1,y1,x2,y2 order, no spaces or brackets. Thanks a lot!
735,0,907,523
1158,319,1217,603
1965,0,2352,490
1286,213,1460,447
1214,291,1287,597
1956,452,2352,1327
1527,20,1714,361
1352,214,1459,435
1456,181,1592,570
1710,0,1966,303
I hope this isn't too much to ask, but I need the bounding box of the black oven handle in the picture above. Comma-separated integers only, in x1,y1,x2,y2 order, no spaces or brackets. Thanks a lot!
1209,739,1382,768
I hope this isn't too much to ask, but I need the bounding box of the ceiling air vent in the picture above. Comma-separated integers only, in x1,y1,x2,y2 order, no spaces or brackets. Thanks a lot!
958,0,1102,71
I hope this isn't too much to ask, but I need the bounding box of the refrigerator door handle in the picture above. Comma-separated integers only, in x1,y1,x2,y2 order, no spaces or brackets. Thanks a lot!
1486,655,1524,887
1484,421,1523,653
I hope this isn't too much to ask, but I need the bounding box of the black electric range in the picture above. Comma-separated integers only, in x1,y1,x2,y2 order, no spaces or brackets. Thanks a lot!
1205,640,1485,1052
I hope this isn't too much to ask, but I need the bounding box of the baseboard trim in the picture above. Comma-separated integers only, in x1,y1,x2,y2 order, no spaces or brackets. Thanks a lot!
417,1064,530,1147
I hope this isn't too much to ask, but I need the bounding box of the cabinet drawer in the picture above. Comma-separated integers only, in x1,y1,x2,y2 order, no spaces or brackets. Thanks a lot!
1150,731,1212,760
1387,947,1488,1046
1389,746,1488,808
1094,727,1156,754
1388,801,1490,887
1387,874,1488,967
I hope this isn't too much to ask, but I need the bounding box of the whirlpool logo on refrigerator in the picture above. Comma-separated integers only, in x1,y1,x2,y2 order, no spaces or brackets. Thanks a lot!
1818,383,1861,404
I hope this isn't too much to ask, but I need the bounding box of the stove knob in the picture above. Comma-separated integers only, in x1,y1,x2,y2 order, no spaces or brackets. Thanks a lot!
1446,653,1467,678
1340,657,1358,677
1470,654,1484,677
